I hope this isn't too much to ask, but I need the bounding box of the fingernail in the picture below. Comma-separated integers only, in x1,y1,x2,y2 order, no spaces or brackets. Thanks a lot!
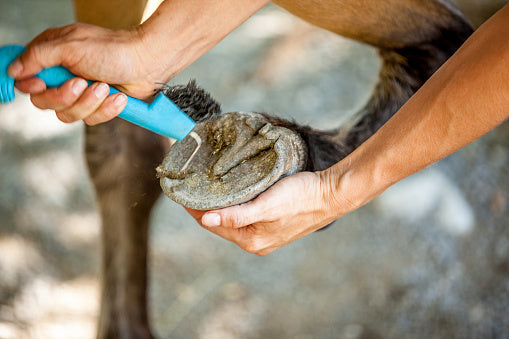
8,60,23,78
72,78,88,96
94,83,109,98
202,213,221,227
114,93,127,106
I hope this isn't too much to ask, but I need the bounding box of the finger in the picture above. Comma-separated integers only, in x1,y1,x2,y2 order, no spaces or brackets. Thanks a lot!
15,78,46,94
185,207,241,243
82,92,127,125
8,33,68,79
200,223,239,243
184,208,206,222
255,245,277,257
213,225,273,256
58,82,110,122
201,200,269,229
30,77,88,112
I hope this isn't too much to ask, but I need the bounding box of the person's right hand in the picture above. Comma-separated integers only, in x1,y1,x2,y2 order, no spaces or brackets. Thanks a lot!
8,23,170,125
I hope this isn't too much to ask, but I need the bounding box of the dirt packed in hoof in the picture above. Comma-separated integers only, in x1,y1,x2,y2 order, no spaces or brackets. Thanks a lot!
2,2,508,338
208,119,237,156
159,111,308,210
159,112,279,203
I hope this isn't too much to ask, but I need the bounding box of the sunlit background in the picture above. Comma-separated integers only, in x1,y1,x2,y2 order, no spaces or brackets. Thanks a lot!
0,0,508,338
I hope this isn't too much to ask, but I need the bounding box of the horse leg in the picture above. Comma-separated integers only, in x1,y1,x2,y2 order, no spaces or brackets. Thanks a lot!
74,1,167,338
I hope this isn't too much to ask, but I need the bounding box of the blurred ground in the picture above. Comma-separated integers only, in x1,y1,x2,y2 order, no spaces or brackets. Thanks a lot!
0,1,508,338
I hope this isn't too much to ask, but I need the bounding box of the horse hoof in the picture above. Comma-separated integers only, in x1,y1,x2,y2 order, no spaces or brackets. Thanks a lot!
158,112,307,210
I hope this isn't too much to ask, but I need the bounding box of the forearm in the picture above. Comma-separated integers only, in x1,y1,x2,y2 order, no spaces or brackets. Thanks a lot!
137,0,270,79
325,4,509,215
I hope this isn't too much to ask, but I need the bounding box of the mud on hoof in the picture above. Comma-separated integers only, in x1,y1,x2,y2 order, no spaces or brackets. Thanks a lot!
158,112,307,210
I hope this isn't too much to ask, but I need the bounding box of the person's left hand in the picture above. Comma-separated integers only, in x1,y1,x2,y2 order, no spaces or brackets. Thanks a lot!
185,171,341,256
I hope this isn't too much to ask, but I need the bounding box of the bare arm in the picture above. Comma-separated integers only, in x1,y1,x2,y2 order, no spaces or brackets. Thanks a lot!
138,0,270,81
9,0,269,124
326,3,509,214
195,3,509,255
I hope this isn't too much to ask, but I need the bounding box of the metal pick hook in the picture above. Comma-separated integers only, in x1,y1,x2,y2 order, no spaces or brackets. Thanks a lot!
180,131,202,172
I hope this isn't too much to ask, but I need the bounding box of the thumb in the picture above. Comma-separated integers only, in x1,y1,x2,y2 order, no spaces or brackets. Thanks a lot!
8,40,66,79
201,200,266,228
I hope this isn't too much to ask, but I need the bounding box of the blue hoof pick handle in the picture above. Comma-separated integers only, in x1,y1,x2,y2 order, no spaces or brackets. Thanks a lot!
0,44,195,140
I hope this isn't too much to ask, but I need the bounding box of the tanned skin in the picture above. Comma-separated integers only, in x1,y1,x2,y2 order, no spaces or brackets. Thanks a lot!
7,1,507,338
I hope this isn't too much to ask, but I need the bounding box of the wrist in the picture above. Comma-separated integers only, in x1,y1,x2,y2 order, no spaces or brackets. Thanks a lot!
318,147,393,217
134,12,211,83
318,166,360,219
135,0,270,82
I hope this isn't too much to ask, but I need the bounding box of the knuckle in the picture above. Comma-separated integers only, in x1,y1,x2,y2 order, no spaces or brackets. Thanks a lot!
55,110,75,123
28,32,58,57
43,26,61,35
66,23,87,35
62,23,80,35
28,24,87,65
82,113,98,126
229,214,244,228
20,47,39,66
102,107,121,121
241,238,264,254
29,95,44,109
59,87,80,107
45,24,82,41
83,101,120,126
93,99,122,122
103,96,123,113
83,118,100,126
78,94,101,111
36,28,58,42
61,107,82,121
64,24,94,48
30,93,52,110
60,94,77,108
228,209,253,228
241,243,257,254
85,112,109,126
256,249,271,257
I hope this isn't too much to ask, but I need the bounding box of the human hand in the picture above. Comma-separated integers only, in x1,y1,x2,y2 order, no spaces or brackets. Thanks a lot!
8,23,170,125
185,171,346,256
